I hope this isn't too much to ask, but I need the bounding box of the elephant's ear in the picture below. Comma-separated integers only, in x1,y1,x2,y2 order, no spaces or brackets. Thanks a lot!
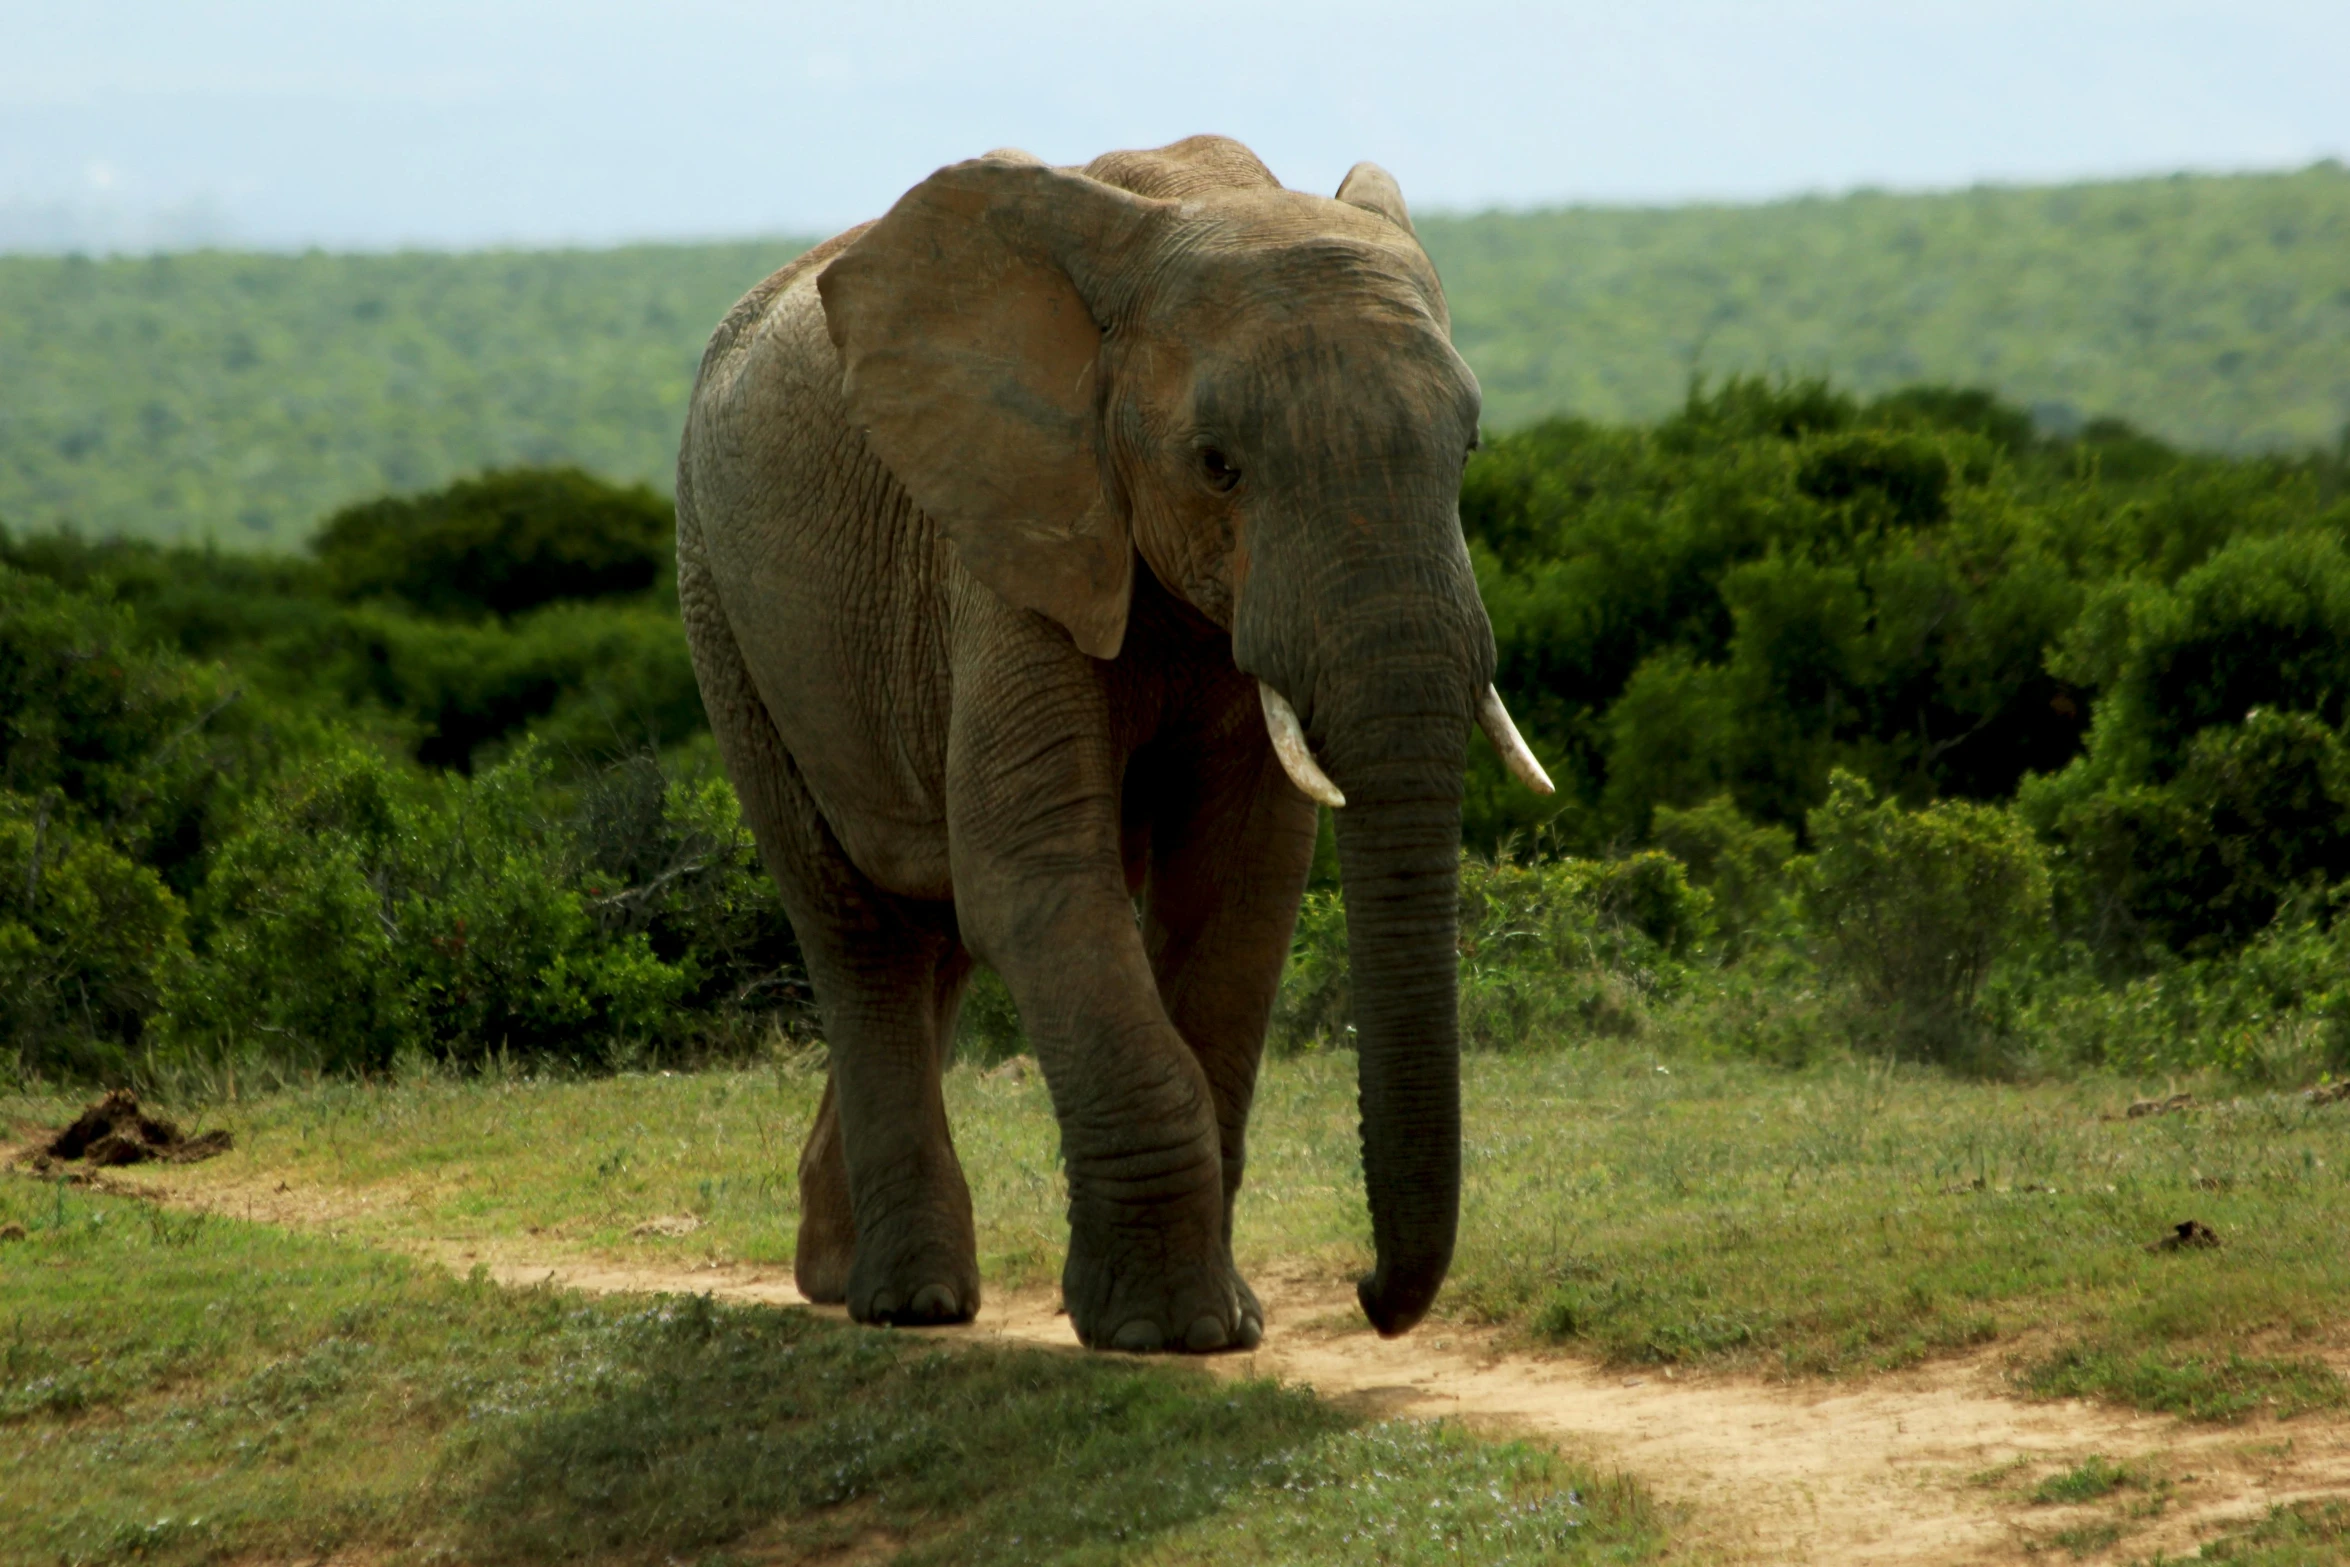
818,154,1164,660
1336,162,1416,238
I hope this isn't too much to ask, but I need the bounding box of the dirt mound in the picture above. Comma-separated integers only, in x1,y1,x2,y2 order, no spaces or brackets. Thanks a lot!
2153,1218,2223,1251
38,1090,232,1168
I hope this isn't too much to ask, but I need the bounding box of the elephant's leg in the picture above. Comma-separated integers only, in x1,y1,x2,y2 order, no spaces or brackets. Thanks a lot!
678,529,978,1324
947,625,1248,1354
1139,730,1319,1341
792,904,976,1325
794,942,971,1305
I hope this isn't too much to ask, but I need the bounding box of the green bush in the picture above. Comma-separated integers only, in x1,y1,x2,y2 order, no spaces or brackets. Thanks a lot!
168,744,787,1075
953,967,1028,1067
2029,531,2350,960
2083,531,2350,775
318,597,704,771
2012,911,2350,1083
1272,850,1712,1055
313,467,674,621
2033,710,2350,959
0,792,190,1082
1269,890,1353,1055
1802,772,2051,1065
0,564,237,887
3,525,705,777
563,753,811,1042
0,550,813,1087
1458,851,1712,1049
1649,794,1797,958
1468,379,2092,850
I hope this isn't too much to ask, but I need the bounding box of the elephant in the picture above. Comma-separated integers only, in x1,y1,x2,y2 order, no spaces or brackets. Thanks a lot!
675,134,1551,1354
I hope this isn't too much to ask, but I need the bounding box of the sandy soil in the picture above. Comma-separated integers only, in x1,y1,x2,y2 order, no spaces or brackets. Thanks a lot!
24,1151,2350,1565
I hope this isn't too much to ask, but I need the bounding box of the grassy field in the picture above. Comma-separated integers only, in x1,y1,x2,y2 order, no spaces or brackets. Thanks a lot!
0,1174,1659,1567
2156,1499,2350,1564
17,1038,2346,1425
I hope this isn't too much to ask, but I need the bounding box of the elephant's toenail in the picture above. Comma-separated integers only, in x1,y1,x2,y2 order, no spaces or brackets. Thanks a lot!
1111,1319,1165,1353
1183,1315,1230,1353
867,1290,900,1319
1232,1314,1263,1351
909,1284,959,1321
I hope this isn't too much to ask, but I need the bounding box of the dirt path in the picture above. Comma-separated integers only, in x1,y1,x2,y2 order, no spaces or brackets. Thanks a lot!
36,1158,2350,1566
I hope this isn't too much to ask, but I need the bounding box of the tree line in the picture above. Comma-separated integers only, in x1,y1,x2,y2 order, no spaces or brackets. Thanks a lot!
4,163,2345,550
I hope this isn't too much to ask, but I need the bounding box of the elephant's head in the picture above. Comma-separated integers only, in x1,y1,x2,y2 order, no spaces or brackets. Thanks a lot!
818,136,1550,1337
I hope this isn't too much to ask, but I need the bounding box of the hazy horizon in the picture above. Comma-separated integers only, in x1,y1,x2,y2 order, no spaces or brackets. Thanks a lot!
5,0,2346,254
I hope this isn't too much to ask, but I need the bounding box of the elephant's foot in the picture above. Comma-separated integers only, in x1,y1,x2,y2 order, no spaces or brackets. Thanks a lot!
794,1083,857,1305
793,1208,855,1305
845,1237,980,1326
1062,1226,1262,1353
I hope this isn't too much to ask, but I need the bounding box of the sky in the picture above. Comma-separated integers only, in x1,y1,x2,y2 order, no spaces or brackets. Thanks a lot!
2,0,2346,252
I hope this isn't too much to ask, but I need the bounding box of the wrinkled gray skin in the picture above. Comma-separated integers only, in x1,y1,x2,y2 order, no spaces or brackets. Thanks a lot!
676,136,1492,1353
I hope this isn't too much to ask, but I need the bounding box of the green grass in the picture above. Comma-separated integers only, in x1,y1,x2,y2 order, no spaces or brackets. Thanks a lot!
1978,1452,2188,1563
19,1038,2347,1419
0,1177,1661,1567
2024,1343,2345,1424
2030,1455,2141,1506
2145,1499,2350,1565
2053,1519,2126,1556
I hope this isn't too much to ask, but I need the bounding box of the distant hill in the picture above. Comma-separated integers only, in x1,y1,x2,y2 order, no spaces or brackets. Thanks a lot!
1427,162,2350,445
0,242,800,550
3,164,2347,549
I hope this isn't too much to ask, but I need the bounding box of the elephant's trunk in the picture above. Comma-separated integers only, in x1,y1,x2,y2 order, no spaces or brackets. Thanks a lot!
1233,457,1489,1337
1318,672,1469,1338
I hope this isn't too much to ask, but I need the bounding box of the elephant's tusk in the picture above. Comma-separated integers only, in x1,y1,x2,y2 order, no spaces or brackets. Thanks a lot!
1259,683,1346,809
1478,685,1555,795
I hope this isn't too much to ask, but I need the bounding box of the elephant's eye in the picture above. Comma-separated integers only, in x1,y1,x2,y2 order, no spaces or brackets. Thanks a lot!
1199,447,1241,493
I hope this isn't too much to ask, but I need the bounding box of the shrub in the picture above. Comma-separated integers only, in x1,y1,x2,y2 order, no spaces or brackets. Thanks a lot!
1794,429,1953,528
322,599,706,771
953,967,1028,1067
1457,851,1711,1049
0,564,235,883
312,467,673,621
564,752,811,1043
0,792,190,1083
1802,772,2050,1065
2033,709,2350,958
1272,850,1712,1055
2012,910,2350,1083
1269,890,1354,1055
1650,794,1797,957
2027,534,2350,960
2099,532,2350,773
173,744,691,1074
3,523,703,778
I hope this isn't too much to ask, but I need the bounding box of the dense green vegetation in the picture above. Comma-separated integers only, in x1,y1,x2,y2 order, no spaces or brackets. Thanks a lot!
9,376,2350,1088
1436,162,2350,443
0,1179,1657,1567
4,165,2346,548
0,240,793,548
1465,378,2350,1080
2,468,797,1082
